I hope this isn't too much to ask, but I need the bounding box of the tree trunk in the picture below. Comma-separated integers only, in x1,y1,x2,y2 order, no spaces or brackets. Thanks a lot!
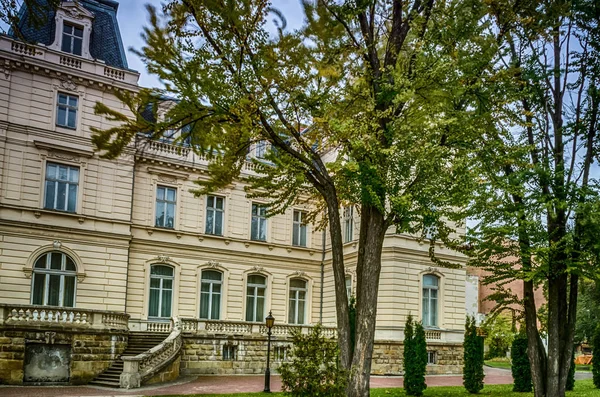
324,195,352,370
347,204,387,397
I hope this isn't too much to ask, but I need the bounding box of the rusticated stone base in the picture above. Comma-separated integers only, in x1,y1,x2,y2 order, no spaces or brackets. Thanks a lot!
180,334,463,376
370,341,463,375
0,329,127,385
145,356,181,385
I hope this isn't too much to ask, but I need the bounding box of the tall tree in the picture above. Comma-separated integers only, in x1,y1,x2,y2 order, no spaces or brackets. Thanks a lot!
92,1,498,395
468,1,600,396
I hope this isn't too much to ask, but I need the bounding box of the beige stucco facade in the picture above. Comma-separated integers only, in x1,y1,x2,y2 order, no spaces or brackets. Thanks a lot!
0,0,469,384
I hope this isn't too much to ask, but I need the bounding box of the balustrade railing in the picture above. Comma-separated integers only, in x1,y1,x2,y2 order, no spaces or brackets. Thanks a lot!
425,330,442,340
120,317,182,389
0,304,129,331
179,318,337,338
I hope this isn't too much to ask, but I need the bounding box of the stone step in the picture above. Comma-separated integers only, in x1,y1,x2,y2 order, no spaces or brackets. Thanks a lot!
88,380,120,388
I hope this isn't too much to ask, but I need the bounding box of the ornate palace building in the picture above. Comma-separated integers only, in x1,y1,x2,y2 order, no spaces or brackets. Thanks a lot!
0,0,468,388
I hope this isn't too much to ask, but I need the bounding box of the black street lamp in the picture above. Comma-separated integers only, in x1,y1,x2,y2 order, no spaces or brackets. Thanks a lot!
264,311,275,393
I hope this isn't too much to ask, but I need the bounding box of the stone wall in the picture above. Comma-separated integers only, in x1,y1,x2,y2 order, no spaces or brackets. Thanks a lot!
0,328,127,385
371,341,462,375
180,334,463,377
145,356,181,386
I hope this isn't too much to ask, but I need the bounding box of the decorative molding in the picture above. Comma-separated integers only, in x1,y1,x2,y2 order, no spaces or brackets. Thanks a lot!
206,260,220,268
293,270,306,277
35,140,94,159
157,175,177,184
156,254,170,263
147,166,189,180
53,240,62,249
250,265,264,273
45,332,57,344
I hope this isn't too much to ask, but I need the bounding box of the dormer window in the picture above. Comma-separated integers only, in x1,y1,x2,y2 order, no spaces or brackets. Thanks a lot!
61,23,83,56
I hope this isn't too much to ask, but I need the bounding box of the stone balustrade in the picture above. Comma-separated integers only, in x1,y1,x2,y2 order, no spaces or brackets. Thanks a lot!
0,304,129,331
179,318,337,338
1,35,139,84
425,330,442,340
120,317,182,389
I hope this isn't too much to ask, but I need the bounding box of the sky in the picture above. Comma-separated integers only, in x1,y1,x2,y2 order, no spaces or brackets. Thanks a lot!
116,0,306,88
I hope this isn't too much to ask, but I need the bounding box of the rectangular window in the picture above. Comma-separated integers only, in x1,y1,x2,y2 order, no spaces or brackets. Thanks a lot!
274,346,288,362
205,195,224,235
44,162,79,213
292,210,307,247
343,206,354,243
251,203,267,241
56,93,78,129
156,186,177,228
345,275,352,299
222,345,237,361
427,351,437,365
61,23,83,55
255,140,268,158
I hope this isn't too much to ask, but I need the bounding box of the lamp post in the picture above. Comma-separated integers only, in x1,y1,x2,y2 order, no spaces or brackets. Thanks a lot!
264,311,275,393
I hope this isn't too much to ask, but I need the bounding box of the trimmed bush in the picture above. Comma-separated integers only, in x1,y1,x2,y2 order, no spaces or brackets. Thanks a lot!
593,324,600,388
463,315,485,393
403,314,427,396
279,324,348,396
566,347,575,391
511,333,532,392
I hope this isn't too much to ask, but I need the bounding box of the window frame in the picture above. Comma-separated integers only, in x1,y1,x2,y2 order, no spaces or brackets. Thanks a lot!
61,22,83,56
148,264,175,319
55,92,79,130
222,344,238,361
288,278,307,325
245,273,267,322
44,161,80,213
427,350,438,365
343,206,354,243
155,185,177,229
345,274,353,300
250,203,268,241
292,210,307,247
31,251,77,308
422,274,440,328
199,270,223,320
205,195,225,236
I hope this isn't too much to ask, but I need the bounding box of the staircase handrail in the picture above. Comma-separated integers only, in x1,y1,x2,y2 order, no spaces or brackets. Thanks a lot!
120,317,182,389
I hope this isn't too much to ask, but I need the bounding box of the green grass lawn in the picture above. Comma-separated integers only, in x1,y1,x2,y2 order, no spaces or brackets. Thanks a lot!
158,380,600,396
484,360,512,370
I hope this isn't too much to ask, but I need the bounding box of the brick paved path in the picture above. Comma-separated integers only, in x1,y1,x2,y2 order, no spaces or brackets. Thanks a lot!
0,367,514,396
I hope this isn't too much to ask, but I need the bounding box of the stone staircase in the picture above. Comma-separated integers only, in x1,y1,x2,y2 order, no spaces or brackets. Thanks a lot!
89,332,169,388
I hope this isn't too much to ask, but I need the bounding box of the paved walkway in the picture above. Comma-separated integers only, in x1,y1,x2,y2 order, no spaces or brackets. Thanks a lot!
0,367,515,396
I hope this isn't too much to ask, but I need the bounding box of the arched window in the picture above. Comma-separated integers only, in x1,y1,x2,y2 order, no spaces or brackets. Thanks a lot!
422,274,439,327
149,265,174,319
200,270,222,320
288,278,307,324
31,252,77,307
245,274,266,322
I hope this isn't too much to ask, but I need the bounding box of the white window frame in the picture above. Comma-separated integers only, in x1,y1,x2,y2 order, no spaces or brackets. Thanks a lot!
148,265,174,319
61,22,83,56
427,350,438,365
245,274,267,322
205,195,225,236
155,185,177,229
288,278,307,325
292,210,307,247
343,206,354,243
199,270,222,320
31,252,77,307
44,162,79,213
251,203,267,241
422,274,440,328
222,344,237,361
345,275,353,300
55,92,79,129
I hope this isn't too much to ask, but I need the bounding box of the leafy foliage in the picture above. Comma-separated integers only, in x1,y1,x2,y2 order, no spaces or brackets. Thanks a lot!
463,316,484,394
278,324,348,397
481,314,515,360
575,280,600,345
593,324,600,389
403,315,427,396
511,333,532,392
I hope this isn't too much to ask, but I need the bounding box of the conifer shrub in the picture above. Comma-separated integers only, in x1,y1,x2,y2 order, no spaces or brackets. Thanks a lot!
593,324,600,388
403,315,427,396
463,315,485,393
278,324,348,396
511,333,532,392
